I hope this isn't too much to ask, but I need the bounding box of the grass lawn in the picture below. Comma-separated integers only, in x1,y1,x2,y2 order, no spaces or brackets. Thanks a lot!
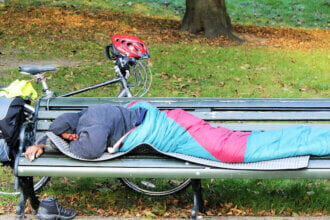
4,0,329,28
0,0,329,218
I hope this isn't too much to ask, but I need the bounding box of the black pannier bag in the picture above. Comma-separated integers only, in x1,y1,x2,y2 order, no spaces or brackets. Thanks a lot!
0,96,26,162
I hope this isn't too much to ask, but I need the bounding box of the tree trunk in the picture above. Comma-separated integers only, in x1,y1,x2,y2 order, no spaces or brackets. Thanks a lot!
181,0,242,41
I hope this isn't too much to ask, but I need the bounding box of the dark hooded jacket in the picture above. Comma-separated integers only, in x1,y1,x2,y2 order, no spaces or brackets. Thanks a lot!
49,104,143,159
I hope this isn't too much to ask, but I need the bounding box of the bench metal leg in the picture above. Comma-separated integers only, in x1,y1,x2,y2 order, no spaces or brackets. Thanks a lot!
191,179,205,219
16,177,40,219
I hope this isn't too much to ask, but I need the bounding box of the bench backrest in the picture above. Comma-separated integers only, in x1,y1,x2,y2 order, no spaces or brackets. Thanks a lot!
35,97,330,140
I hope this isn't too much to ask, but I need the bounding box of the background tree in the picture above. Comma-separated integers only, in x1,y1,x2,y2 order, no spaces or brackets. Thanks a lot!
181,0,242,41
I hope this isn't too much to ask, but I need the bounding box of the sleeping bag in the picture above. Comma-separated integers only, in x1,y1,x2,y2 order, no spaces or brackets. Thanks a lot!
119,101,330,163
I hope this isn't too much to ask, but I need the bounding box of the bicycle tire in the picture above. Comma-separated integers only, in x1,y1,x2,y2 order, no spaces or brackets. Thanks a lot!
127,59,152,97
120,60,191,196
120,177,192,196
0,169,50,196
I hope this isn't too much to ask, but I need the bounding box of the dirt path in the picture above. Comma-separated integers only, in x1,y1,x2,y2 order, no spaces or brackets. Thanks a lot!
0,51,82,73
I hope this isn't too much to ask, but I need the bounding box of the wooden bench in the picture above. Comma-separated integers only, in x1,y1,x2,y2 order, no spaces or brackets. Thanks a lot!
14,97,330,219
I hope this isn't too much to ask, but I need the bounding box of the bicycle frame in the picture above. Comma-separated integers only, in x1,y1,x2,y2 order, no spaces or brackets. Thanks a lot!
37,63,133,99
59,73,133,98
1,37,153,196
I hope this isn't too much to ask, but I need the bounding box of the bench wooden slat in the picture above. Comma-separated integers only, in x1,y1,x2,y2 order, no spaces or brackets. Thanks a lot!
17,166,330,179
210,123,330,130
39,97,330,109
37,110,330,121
195,111,330,121
36,121,330,131
36,132,46,140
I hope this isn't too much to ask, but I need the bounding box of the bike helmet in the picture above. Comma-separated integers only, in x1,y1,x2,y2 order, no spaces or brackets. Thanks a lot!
111,34,150,59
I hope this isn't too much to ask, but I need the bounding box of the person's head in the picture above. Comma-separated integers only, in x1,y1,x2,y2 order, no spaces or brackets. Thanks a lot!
49,112,82,139
60,133,78,141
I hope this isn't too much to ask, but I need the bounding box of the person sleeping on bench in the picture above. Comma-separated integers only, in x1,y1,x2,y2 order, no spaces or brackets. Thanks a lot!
25,100,330,163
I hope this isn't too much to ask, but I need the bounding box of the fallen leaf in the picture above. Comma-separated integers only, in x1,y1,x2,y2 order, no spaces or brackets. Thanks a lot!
292,212,299,217
230,208,243,214
206,210,214,215
240,64,251,70
314,212,324,216
143,210,156,218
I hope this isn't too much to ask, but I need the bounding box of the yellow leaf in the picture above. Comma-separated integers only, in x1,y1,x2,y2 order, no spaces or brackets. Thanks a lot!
230,208,243,214
292,212,299,217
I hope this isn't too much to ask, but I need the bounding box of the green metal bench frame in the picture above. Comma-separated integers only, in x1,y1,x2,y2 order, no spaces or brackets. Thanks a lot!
14,97,330,219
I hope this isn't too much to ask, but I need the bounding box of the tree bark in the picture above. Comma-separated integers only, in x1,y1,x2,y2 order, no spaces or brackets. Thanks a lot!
181,0,242,41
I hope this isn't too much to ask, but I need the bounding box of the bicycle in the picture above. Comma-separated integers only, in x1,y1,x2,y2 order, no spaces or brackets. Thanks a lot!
0,34,191,196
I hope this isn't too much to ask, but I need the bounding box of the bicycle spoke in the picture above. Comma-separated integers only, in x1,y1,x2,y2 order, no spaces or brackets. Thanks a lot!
120,178,191,196
126,60,152,97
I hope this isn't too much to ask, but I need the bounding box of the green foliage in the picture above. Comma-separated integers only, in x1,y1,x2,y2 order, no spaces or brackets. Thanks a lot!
227,0,330,28
4,0,184,18
2,177,328,216
149,44,329,98
1,44,329,98
4,0,329,28
205,179,330,214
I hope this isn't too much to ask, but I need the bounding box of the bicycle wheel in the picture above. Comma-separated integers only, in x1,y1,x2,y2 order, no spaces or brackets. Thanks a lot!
0,165,50,196
127,59,152,97
120,177,191,196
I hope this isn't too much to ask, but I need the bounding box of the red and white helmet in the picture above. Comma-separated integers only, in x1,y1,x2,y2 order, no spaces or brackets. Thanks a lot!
111,34,150,59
